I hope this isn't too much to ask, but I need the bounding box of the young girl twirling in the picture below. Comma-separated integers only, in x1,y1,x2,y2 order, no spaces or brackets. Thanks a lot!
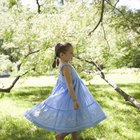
24,42,107,140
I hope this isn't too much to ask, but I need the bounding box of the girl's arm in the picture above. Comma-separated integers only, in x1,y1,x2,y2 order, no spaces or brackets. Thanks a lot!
62,66,77,102
62,66,79,110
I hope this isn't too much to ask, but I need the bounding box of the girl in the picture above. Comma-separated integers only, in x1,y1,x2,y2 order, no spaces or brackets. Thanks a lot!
24,42,107,140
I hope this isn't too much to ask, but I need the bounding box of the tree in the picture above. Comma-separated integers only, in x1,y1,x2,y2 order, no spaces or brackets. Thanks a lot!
0,0,139,108
76,56,140,109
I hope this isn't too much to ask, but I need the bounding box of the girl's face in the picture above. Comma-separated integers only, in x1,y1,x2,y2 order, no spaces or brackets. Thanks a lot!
60,47,73,62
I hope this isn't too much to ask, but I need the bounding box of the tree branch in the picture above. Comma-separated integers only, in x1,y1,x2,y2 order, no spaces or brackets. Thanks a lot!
75,56,140,109
16,50,40,71
0,50,40,93
25,50,40,58
114,0,120,9
101,22,110,58
0,71,28,93
105,0,128,20
36,0,41,13
88,0,105,36
105,0,140,34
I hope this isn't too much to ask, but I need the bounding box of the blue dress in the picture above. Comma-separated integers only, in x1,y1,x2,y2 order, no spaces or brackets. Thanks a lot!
24,63,107,133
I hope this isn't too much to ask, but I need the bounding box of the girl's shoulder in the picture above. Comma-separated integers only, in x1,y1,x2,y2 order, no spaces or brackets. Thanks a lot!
59,62,72,68
59,62,73,73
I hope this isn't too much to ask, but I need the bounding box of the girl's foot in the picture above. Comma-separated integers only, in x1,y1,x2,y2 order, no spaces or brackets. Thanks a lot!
55,134,63,140
72,131,78,140
55,133,69,140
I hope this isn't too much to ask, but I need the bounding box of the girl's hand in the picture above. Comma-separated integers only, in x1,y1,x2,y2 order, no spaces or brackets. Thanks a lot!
74,101,80,110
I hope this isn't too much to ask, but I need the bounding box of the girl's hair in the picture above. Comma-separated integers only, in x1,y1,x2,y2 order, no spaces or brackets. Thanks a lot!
52,42,72,68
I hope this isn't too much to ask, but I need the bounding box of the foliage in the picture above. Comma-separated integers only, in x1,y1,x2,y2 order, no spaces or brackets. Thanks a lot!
108,8,140,68
0,0,139,77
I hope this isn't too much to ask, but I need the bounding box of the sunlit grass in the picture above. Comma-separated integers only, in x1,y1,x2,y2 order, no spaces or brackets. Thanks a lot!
0,74,140,140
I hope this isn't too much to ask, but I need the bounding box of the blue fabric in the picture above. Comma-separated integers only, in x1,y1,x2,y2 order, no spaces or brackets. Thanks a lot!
24,63,107,133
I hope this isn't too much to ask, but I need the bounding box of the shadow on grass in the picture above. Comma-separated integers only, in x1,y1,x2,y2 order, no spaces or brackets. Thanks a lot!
1,83,139,101
1,86,53,104
0,83,140,140
117,83,140,100
0,115,102,140
0,115,55,140
0,83,139,108
88,83,140,102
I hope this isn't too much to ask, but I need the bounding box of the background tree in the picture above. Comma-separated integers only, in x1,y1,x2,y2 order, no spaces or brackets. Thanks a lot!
0,0,139,107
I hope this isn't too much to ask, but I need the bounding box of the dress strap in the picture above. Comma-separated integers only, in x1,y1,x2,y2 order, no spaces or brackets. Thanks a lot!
59,63,72,74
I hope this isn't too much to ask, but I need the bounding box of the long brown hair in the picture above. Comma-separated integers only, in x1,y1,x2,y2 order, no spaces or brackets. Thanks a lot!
52,42,72,68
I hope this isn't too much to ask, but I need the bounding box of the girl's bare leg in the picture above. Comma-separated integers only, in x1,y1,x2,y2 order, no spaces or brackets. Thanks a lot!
55,133,70,140
72,131,78,140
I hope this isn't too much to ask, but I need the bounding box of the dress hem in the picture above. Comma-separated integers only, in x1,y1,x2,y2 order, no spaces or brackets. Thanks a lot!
24,113,107,133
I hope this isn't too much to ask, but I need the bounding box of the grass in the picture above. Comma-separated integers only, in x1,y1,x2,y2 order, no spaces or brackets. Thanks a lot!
0,73,140,140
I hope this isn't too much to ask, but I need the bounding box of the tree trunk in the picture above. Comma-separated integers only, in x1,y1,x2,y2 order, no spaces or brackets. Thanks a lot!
75,56,140,109
0,50,39,93
0,70,30,93
0,76,20,92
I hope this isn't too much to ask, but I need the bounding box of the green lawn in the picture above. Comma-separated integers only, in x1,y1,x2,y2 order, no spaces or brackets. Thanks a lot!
0,73,140,140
